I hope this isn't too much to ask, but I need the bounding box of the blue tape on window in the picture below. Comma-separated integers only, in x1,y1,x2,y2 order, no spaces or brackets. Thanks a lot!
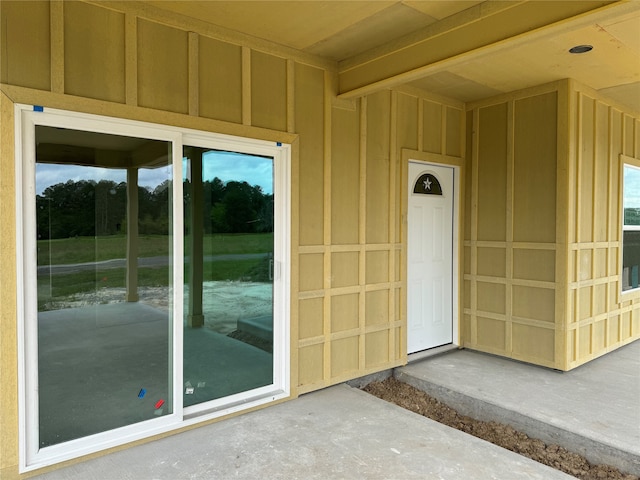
277,142,282,147
33,105,44,112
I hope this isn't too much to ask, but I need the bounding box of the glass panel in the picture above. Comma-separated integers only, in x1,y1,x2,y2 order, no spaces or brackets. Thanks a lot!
183,148,274,406
623,164,640,292
36,126,173,448
623,231,640,291
624,164,640,226
413,173,443,195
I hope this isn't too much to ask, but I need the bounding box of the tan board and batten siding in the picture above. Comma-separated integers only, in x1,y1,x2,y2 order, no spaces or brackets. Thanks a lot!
2,1,640,477
466,80,640,371
0,2,466,475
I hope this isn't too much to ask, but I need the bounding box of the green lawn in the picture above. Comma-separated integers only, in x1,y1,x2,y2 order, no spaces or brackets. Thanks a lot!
37,233,273,265
36,233,273,309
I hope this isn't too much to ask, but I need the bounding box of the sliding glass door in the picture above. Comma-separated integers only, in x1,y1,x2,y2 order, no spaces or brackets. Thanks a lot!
19,106,290,471
183,148,274,407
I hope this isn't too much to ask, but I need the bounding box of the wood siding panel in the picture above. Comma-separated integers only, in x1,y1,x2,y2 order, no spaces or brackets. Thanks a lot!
477,103,507,241
251,51,287,131
331,105,360,245
513,92,557,244
365,91,390,244
295,63,324,246
137,19,188,113
446,106,462,157
199,37,242,123
467,85,561,368
299,297,323,339
0,1,50,90
422,99,442,154
64,2,125,103
566,85,640,369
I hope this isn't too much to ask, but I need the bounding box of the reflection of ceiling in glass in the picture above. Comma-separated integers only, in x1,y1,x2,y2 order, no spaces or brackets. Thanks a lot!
36,126,169,169
624,164,640,209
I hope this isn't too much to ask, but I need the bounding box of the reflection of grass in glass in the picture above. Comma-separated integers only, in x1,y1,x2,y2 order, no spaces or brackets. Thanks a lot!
38,233,273,265
38,259,265,310
200,233,273,256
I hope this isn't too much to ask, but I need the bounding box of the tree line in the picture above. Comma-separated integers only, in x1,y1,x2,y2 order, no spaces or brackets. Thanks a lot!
37,178,273,240
625,208,640,226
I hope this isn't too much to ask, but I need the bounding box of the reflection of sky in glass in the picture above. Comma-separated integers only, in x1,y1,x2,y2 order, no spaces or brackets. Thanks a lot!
36,163,173,195
624,164,640,209
184,151,273,194
36,150,271,195
36,164,126,194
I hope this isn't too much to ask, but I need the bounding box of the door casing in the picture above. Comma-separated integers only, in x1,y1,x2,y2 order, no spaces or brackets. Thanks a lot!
403,151,462,361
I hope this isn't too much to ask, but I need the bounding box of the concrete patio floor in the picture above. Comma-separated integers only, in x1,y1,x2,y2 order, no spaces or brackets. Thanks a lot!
31,384,575,480
30,339,639,479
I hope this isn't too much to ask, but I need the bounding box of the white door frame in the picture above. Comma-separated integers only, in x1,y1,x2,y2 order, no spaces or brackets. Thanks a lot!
402,150,463,361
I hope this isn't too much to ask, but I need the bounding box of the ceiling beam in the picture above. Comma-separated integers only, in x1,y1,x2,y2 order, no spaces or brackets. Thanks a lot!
337,0,629,99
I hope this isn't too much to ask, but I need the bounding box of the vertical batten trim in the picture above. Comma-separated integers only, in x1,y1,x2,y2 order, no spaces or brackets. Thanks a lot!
604,107,614,347
188,32,199,117
50,0,64,94
417,99,424,152
358,97,367,370
618,116,627,343
589,98,597,350
574,91,583,356
441,104,447,155
606,107,614,253
388,91,398,361
322,69,332,249
505,100,514,354
125,14,138,106
556,80,572,370
286,60,295,134
591,98,598,272
322,69,332,384
470,108,480,346
242,47,251,126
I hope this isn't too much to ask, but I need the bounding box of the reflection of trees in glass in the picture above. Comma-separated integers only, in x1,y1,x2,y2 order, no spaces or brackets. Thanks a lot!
222,181,271,233
625,208,640,226
38,175,273,240
184,177,273,234
36,179,172,239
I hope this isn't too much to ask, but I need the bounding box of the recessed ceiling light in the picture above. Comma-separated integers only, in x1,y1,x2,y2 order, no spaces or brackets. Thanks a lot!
569,45,593,54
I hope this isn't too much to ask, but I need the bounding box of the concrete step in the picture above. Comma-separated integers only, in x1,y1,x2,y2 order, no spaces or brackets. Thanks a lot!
237,315,273,341
395,344,640,477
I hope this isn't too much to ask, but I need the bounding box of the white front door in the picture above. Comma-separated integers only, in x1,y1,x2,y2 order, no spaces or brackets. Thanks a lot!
407,161,454,353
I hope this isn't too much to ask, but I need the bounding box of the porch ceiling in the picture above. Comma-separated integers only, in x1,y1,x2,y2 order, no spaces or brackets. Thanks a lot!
141,0,640,112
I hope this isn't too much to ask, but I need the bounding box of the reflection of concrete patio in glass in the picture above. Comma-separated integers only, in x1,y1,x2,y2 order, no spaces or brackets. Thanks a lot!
47,281,273,335
38,301,272,448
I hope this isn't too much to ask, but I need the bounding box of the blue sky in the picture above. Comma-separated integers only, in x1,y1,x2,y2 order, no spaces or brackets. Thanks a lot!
625,164,640,209
36,151,273,195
